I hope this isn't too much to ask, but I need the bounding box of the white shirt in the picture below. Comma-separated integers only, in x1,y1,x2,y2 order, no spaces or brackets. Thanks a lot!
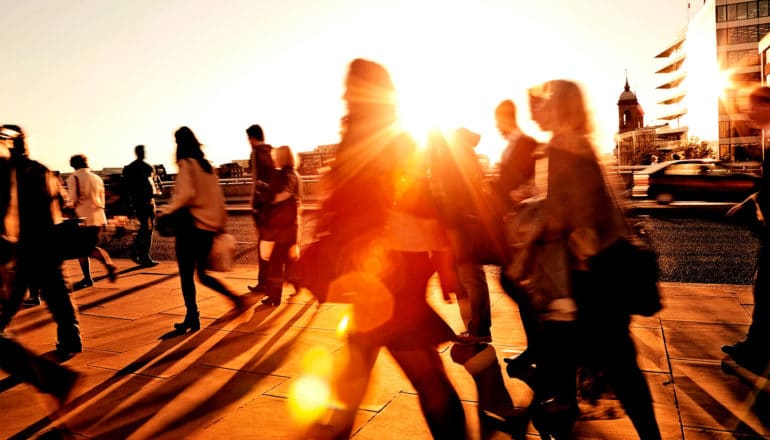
67,168,107,227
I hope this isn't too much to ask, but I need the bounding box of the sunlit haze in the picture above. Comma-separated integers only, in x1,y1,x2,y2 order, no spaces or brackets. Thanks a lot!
1,0,704,172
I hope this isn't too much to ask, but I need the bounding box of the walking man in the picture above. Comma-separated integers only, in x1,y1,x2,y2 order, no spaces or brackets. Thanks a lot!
123,144,159,266
0,124,82,359
246,124,274,292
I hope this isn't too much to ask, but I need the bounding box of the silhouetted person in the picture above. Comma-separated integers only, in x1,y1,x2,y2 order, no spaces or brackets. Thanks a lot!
723,86,770,376
246,124,274,293
493,99,542,379
527,80,661,439
0,124,82,359
157,126,246,332
260,145,301,306
123,144,159,267
304,59,466,439
66,154,117,289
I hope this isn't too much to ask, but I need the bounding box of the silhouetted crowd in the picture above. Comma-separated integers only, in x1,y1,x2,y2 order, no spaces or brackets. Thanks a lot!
1,58,768,440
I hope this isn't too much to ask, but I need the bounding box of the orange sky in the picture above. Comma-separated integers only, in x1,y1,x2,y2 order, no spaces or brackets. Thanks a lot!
0,0,703,172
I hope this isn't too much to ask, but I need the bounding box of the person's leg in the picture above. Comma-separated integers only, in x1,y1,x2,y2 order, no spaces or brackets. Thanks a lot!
37,254,81,357
134,202,156,263
264,242,290,305
174,227,200,330
747,242,769,357
249,214,269,292
456,262,492,341
77,256,92,283
391,346,467,439
192,228,241,307
0,258,27,332
500,272,539,377
0,336,79,403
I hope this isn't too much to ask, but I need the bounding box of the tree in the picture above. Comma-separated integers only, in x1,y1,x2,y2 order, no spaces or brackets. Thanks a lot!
680,136,713,159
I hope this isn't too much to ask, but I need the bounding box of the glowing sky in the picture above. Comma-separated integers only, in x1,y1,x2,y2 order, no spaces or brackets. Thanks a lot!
1,0,704,172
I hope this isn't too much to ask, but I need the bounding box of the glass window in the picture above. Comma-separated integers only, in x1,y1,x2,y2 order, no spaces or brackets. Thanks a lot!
761,0,770,17
760,22,770,39
727,3,737,20
664,164,701,175
720,121,731,137
748,24,759,42
728,27,739,44
717,5,727,21
717,28,728,45
748,1,758,18
737,2,748,19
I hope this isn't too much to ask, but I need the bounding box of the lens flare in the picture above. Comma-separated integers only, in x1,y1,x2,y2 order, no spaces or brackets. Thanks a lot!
336,313,350,338
287,375,331,424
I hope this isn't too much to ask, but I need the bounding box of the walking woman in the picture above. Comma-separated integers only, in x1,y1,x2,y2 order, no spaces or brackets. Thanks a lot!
304,59,466,439
260,145,301,306
526,80,662,439
158,126,245,332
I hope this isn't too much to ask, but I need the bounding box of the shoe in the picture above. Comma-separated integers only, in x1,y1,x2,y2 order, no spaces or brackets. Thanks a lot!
173,312,200,332
504,350,536,381
55,342,83,360
106,264,118,282
138,259,159,268
261,297,280,306
72,279,94,290
248,284,265,293
22,297,41,307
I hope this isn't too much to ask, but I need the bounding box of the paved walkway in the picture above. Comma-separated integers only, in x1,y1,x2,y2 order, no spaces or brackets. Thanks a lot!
0,259,768,439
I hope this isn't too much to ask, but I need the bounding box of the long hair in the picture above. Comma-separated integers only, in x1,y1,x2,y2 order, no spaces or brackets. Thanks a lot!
174,126,213,174
530,79,593,136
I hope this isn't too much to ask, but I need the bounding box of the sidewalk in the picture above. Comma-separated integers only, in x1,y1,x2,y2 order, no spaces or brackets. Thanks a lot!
0,258,768,439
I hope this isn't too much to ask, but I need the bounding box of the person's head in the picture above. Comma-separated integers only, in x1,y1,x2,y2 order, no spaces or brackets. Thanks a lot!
246,124,265,147
748,86,770,130
450,127,481,150
528,79,592,135
69,154,88,170
134,144,146,160
174,126,204,162
0,124,27,158
495,100,518,137
272,145,295,169
343,58,397,125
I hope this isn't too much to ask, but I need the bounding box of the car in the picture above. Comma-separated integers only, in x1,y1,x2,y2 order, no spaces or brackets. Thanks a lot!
631,159,759,204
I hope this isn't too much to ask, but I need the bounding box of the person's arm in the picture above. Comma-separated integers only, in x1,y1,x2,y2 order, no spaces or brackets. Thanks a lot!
159,160,195,214
65,174,77,208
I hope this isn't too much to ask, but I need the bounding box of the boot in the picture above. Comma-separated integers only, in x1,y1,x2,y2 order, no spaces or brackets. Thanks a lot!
174,311,200,332
530,320,579,440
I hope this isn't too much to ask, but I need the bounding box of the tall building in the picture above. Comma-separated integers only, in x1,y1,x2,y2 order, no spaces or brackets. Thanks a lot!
650,0,770,161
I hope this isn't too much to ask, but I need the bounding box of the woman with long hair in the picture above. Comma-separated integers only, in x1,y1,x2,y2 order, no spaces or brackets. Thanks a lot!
526,80,662,439
305,59,466,439
158,126,245,332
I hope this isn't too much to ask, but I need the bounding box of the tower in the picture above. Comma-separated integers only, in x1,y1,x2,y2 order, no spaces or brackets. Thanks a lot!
618,76,644,133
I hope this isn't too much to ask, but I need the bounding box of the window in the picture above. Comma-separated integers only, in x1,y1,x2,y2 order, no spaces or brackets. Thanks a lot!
728,27,739,44
664,164,701,175
727,3,737,20
717,28,728,45
748,24,759,42
720,121,731,137
717,5,727,21
748,1,759,18
737,2,748,19
760,22,770,39
761,0,770,17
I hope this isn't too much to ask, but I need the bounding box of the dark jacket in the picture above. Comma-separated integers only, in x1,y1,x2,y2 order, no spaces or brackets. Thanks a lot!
122,159,156,206
250,144,274,211
261,166,299,244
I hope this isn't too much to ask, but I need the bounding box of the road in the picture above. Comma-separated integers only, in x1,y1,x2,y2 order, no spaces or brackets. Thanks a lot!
103,205,760,286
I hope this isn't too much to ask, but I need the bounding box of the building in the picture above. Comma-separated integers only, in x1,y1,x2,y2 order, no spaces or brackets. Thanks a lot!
649,0,770,161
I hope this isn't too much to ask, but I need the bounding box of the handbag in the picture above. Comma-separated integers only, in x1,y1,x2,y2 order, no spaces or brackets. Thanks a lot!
155,208,193,237
208,233,236,272
588,236,662,317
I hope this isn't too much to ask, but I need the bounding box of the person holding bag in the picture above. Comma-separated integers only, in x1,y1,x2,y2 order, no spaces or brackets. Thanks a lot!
157,126,246,332
524,80,661,439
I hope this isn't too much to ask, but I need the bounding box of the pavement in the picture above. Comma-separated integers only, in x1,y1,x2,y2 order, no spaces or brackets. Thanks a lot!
0,258,768,439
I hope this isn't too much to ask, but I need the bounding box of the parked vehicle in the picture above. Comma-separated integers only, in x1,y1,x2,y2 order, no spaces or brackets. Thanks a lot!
631,159,759,204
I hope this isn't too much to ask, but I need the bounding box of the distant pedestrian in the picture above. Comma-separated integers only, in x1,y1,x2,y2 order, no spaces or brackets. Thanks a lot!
122,144,160,267
259,145,301,306
157,126,246,333
66,154,118,290
0,124,82,359
723,85,770,376
245,124,274,293
493,98,541,379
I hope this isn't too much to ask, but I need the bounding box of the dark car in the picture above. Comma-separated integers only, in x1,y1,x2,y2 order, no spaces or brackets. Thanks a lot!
631,159,759,204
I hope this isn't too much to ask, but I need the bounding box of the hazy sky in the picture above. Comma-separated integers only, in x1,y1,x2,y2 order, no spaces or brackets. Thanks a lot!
1,0,704,172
